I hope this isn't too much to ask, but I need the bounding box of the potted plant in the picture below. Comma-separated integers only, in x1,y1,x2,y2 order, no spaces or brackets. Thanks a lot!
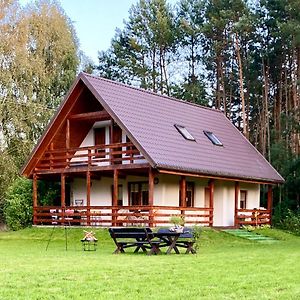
169,215,185,233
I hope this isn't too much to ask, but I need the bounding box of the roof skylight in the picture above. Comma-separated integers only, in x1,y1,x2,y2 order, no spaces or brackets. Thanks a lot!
203,131,223,146
174,124,195,141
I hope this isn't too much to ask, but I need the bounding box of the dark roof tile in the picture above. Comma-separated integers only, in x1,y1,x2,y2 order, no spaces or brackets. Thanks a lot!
82,73,284,183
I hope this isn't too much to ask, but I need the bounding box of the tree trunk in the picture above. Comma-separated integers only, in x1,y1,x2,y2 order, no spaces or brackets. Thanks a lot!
162,49,169,95
234,33,247,138
152,48,156,92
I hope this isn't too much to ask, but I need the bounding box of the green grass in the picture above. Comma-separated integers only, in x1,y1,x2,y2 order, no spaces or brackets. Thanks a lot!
0,227,299,300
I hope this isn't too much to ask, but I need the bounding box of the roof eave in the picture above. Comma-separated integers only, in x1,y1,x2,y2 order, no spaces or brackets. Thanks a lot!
156,164,285,185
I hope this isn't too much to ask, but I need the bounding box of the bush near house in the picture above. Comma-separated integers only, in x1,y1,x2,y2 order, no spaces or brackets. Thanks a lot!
4,177,33,231
276,209,300,236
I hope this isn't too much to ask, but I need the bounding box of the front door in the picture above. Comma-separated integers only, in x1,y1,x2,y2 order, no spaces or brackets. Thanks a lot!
94,127,106,158
112,125,122,164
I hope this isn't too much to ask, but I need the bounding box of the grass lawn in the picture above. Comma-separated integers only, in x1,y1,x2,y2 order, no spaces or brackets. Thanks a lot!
0,227,299,300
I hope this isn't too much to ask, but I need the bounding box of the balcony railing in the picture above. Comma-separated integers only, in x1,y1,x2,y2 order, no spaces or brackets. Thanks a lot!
235,208,271,227
33,205,213,227
36,142,145,171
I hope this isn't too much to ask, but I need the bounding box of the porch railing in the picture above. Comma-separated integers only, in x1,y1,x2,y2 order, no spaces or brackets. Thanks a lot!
33,205,213,227
35,142,145,171
235,208,271,227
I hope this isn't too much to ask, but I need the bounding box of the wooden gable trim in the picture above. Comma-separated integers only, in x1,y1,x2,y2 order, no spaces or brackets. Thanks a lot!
68,110,110,121
22,72,155,178
21,78,85,178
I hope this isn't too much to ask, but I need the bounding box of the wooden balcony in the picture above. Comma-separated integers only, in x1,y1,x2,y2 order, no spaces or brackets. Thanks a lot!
235,208,271,227
33,205,213,227
35,142,146,173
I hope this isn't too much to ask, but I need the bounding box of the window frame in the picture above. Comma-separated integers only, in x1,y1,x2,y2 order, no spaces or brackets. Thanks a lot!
240,190,247,209
203,130,223,146
128,181,149,206
174,124,196,141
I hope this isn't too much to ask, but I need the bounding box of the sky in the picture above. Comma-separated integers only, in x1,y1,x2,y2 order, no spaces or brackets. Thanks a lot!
20,0,177,63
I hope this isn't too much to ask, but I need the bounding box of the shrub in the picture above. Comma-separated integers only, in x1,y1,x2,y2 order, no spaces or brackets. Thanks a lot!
276,209,300,236
242,225,255,232
38,180,60,206
4,177,33,231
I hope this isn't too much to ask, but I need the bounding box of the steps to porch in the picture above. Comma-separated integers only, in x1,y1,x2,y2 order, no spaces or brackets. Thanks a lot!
222,229,278,243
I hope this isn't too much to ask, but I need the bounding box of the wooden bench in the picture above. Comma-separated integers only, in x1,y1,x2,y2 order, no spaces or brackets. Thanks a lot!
108,227,160,255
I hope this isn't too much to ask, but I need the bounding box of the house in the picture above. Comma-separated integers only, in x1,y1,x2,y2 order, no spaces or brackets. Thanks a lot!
21,72,284,227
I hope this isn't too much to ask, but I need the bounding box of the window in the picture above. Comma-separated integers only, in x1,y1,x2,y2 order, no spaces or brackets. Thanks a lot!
240,190,247,209
203,131,223,146
128,182,149,206
174,124,195,141
179,181,195,207
111,185,123,206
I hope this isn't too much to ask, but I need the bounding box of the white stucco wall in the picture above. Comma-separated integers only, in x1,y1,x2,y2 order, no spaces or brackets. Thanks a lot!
213,181,260,226
213,181,235,227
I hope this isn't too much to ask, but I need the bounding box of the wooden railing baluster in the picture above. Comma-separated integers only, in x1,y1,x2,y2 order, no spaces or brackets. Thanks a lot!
33,205,215,227
36,142,145,171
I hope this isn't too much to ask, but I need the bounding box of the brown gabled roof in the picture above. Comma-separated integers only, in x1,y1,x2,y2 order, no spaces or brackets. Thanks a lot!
22,72,284,183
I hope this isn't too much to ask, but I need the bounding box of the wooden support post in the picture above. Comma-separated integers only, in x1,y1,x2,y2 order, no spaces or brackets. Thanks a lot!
209,179,214,227
61,173,66,224
267,184,273,224
112,169,118,226
87,148,92,168
148,167,154,227
86,170,91,226
110,119,114,165
33,174,38,225
61,174,66,207
180,176,186,217
66,119,70,168
66,119,70,149
49,142,54,170
234,181,240,227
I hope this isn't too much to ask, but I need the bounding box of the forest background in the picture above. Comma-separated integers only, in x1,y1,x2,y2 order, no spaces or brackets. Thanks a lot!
0,0,299,228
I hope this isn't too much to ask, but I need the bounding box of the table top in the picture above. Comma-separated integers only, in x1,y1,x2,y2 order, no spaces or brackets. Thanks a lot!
154,231,180,237
154,228,193,238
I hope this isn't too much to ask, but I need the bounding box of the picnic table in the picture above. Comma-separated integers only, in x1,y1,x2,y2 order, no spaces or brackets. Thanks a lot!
154,228,196,254
109,227,197,255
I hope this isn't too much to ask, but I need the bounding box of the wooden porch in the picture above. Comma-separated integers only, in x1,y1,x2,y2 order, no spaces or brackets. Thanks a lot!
32,156,274,228
32,165,217,227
